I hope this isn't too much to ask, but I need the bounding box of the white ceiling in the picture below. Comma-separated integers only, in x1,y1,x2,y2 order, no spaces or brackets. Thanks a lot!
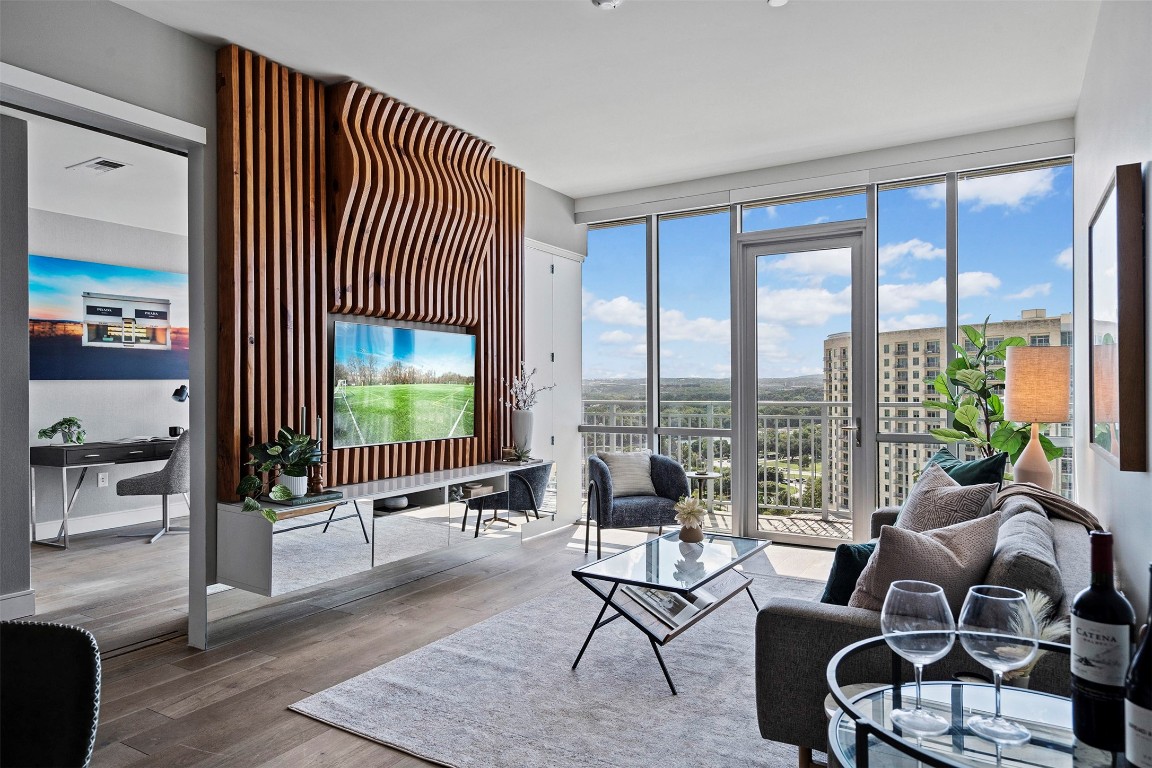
1,107,189,235
115,0,1101,200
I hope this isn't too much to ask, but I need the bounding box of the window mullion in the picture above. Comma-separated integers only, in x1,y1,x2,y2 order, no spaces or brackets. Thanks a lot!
645,214,659,451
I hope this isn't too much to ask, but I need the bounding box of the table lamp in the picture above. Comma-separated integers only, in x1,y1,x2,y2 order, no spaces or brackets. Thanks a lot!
1004,345,1070,490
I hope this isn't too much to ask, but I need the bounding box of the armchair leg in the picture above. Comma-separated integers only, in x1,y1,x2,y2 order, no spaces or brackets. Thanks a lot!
596,516,602,560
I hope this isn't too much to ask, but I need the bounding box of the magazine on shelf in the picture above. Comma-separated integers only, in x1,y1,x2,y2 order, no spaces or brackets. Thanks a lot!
623,585,714,629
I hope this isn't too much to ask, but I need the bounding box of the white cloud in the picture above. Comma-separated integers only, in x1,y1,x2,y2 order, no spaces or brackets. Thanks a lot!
878,313,944,333
756,285,852,325
1005,282,1052,300
879,238,945,266
958,271,1001,297
598,330,634,344
659,309,729,342
911,168,1058,211
1055,246,1073,270
585,294,646,327
765,250,851,277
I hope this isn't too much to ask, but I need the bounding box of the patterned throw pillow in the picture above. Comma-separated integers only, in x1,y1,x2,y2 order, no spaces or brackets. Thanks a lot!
896,464,997,533
849,512,1001,615
596,451,657,497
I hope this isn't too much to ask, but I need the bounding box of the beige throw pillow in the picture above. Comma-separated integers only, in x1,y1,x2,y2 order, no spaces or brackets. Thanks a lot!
596,451,656,497
896,464,996,533
849,512,1000,615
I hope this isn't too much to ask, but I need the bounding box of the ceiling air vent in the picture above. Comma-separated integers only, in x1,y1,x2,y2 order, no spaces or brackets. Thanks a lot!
65,157,131,175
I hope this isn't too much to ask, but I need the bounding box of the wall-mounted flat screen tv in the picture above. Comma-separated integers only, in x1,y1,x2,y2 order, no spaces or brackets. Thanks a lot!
331,321,476,448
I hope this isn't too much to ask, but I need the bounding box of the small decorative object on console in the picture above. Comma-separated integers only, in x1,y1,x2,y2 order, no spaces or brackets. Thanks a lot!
36,416,85,445
674,495,707,543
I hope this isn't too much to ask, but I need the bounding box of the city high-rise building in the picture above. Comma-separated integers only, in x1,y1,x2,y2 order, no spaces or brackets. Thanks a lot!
823,310,1073,511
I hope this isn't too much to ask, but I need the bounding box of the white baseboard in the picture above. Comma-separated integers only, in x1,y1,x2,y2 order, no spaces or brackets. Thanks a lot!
32,500,188,540
0,589,36,619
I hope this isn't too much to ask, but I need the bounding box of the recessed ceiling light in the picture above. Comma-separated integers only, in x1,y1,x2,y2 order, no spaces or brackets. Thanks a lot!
591,0,623,8
768,0,789,6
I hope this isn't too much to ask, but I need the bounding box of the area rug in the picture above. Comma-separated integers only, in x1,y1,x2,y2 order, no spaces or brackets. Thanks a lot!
291,553,823,768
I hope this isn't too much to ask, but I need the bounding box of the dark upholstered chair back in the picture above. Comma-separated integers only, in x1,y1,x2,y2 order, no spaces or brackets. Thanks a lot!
467,462,553,514
1,621,101,768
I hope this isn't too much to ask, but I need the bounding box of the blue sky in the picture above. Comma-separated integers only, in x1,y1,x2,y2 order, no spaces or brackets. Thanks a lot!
333,322,475,377
29,255,189,325
583,165,1073,381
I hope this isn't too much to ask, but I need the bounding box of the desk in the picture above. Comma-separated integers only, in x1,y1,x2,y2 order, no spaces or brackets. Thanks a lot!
29,438,177,549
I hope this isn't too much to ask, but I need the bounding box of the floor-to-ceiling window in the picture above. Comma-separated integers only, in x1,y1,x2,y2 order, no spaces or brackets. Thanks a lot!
580,158,1075,543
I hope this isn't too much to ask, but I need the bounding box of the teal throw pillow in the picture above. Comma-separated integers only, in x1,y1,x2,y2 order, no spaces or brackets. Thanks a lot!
925,448,1007,487
820,541,877,606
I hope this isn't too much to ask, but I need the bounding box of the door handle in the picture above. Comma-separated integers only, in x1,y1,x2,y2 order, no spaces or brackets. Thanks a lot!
841,417,862,447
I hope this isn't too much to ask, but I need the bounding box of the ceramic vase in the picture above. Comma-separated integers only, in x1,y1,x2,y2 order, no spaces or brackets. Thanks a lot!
679,525,704,543
280,473,308,498
512,409,533,454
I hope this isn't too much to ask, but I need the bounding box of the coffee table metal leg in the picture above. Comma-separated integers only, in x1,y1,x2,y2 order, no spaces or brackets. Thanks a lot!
747,586,759,611
572,584,619,670
649,637,677,695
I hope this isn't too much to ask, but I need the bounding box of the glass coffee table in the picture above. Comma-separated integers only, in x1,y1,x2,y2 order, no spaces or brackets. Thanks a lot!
571,530,769,695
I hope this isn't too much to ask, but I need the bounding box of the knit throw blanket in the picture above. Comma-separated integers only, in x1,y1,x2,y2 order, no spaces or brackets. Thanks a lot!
993,482,1103,531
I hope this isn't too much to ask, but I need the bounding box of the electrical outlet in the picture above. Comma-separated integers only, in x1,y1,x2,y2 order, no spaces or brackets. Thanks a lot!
98,472,109,488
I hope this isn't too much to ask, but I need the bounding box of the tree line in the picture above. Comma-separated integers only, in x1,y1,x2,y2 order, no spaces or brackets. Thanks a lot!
335,360,474,387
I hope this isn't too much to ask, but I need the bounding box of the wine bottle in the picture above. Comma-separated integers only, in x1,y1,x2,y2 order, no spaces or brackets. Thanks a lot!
1071,530,1134,752
1125,563,1152,768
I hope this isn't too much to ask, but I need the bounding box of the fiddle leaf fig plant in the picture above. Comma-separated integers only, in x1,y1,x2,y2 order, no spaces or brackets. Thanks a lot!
924,316,1063,464
37,416,86,445
235,427,322,523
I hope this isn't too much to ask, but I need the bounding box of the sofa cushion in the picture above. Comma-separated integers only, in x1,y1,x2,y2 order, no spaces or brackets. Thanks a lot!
984,509,1064,607
820,541,877,606
849,512,1000,615
596,451,656,497
896,464,997,533
1051,518,1091,615
925,448,1008,487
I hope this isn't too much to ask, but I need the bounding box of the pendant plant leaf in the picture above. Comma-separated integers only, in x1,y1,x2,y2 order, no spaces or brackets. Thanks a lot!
269,484,294,501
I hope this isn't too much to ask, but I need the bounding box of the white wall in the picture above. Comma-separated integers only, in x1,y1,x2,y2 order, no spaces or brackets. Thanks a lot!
1074,0,1152,618
28,209,190,528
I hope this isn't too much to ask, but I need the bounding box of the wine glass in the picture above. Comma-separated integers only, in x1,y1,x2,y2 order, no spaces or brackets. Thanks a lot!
881,580,956,736
958,585,1039,745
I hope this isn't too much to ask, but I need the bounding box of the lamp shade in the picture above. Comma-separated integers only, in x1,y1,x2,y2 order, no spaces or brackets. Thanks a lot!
1004,345,1070,423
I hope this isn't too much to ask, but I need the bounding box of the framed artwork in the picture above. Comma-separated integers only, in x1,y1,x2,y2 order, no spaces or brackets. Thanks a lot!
1088,163,1146,471
28,255,189,380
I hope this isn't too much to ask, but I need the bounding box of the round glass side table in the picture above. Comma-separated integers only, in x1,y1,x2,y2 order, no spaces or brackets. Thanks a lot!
826,637,1114,768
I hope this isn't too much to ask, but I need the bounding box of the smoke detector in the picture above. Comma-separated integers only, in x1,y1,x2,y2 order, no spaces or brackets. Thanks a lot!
591,0,623,8
66,157,130,175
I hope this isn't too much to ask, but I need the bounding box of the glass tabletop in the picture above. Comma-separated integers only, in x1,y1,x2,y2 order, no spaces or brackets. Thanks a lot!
573,531,767,593
831,682,1113,768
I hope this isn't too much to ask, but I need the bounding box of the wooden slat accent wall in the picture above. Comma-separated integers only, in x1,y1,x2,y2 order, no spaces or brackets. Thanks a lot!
217,46,524,498
217,45,328,501
325,81,522,485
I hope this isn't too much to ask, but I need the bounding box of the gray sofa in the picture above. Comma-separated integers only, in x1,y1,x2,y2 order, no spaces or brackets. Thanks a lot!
754,496,1091,761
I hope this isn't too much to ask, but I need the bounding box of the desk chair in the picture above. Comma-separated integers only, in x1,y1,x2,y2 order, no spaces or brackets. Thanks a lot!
463,462,554,537
117,430,191,544
0,621,101,768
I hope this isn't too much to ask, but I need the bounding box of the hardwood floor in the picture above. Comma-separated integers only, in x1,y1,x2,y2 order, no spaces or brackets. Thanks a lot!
35,524,831,767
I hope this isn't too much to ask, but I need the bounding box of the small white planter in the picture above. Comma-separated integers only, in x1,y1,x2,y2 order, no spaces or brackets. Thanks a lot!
280,473,309,498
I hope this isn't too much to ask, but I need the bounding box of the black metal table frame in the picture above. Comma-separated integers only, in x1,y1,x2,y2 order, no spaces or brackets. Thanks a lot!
272,499,369,544
826,636,1073,768
570,534,768,695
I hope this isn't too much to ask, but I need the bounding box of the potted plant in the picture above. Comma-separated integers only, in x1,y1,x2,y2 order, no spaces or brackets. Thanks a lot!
503,362,555,457
674,495,707,543
236,427,322,522
37,416,86,445
924,316,1063,465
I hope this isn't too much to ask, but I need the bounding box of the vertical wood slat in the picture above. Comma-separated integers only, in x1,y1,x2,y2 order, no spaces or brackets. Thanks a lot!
216,45,327,501
219,48,522,494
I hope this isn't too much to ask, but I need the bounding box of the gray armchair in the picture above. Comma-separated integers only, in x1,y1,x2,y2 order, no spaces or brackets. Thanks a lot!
586,453,690,558
464,462,554,537
116,430,191,543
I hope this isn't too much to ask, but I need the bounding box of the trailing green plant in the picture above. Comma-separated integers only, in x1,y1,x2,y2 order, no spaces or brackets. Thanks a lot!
923,316,1063,464
235,427,322,522
37,416,85,444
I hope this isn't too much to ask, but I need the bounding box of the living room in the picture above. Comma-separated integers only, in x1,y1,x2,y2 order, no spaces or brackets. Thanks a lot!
0,1,1150,767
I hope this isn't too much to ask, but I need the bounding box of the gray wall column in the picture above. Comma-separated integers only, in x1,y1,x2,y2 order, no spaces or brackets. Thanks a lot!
1,114,33,618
